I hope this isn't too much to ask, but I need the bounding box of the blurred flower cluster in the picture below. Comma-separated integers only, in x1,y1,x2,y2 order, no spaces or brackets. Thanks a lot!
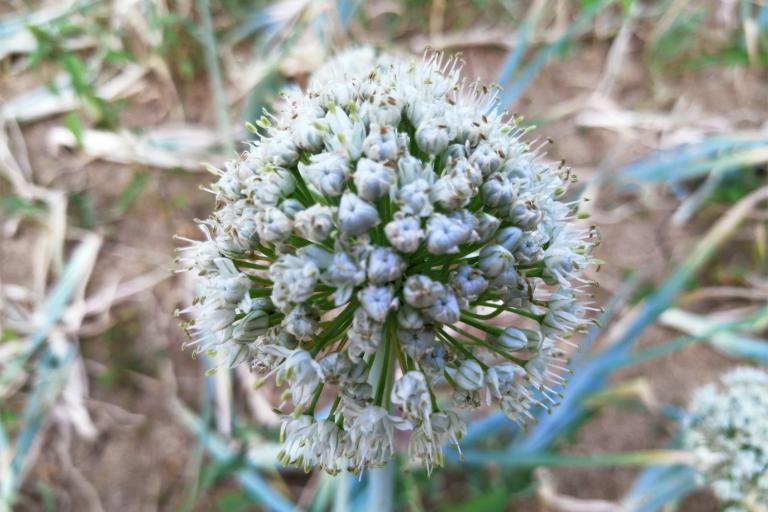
178,47,597,474
682,367,768,511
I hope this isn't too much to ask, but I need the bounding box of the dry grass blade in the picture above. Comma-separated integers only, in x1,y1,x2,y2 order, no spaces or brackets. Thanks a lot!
660,306,768,362
681,285,768,304
1,65,146,123
0,234,101,509
47,125,225,170
648,0,691,42
0,120,68,272
592,3,636,100
584,378,660,413
236,365,280,426
0,0,87,61
575,97,732,136
535,468,622,512
197,0,234,154
518,185,768,453
171,399,296,512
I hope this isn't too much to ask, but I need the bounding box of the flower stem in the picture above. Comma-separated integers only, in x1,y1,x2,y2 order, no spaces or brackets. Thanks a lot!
436,329,488,370
254,243,276,260
448,324,527,366
458,313,503,335
391,322,409,373
306,383,324,415
469,304,544,323
232,259,270,270
311,300,357,356
374,317,392,406
328,396,342,420
287,167,316,207
419,364,440,413
248,287,273,298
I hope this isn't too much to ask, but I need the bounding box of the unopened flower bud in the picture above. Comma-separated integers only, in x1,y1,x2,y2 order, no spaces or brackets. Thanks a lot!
478,245,515,278
447,360,485,391
367,247,406,284
385,215,425,253
363,124,399,161
404,275,444,309
338,192,380,236
293,204,336,242
416,120,452,155
354,158,396,201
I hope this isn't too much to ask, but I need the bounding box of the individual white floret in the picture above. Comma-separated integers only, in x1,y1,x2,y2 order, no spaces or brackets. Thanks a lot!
363,124,400,161
416,120,453,156
446,359,485,391
367,247,406,284
270,255,319,310
425,213,472,254
282,304,319,341
403,275,444,309
424,286,460,324
300,152,350,197
255,206,293,243
348,309,383,362
320,250,366,306
391,371,432,425
275,349,324,409
450,264,488,300
338,192,380,236
398,179,434,217
385,215,425,253
343,403,411,471
293,204,336,243
359,284,398,322
354,158,396,201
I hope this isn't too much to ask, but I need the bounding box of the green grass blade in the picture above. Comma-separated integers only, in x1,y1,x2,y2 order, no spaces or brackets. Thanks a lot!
197,0,234,154
173,402,295,512
499,0,611,107
1,235,101,507
518,185,768,452
25,234,101,355
368,463,394,512
460,449,694,468
226,5,283,46
758,3,768,29
458,270,645,447
660,306,768,362
617,304,768,367
1,345,76,509
336,0,362,28
621,464,698,512
495,2,546,86
308,474,337,512
616,136,768,185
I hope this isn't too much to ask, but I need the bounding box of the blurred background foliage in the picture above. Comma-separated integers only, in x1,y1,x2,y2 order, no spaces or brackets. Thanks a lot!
0,0,767,511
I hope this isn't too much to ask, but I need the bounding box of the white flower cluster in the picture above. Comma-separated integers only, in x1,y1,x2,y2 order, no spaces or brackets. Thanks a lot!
682,367,768,511
178,48,597,474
